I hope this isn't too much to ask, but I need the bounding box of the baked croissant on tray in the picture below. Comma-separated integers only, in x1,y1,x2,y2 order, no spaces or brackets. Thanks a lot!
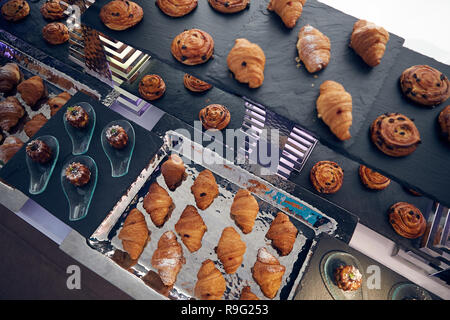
297,25,330,73
266,212,298,256
216,226,246,274
174,205,207,253
143,182,175,227
0,136,24,164
118,208,150,260
191,169,219,210
0,63,22,93
230,189,259,234
195,259,226,300
161,154,187,191
0,96,25,132
252,247,285,299
17,75,46,107
240,286,259,300
267,0,307,29
24,113,48,138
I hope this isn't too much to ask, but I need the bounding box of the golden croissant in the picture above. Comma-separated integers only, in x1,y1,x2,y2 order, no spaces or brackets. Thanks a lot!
240,286,259,300
143,182,174,227
161,154,187,191
316,80,353,141
151,231,185,287
216,227,246,274
350,19,390,67
266,212,298,256
195,259,226,300
230,189,259,234
227,38,266,89
252,247,285,299
267,0,306,29
17,75,46,107
297,25,330,73
174,205,207,253
118,208,149,260
191,169,219,210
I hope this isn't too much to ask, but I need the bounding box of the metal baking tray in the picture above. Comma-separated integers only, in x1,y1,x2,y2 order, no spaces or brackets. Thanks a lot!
88,130,340,300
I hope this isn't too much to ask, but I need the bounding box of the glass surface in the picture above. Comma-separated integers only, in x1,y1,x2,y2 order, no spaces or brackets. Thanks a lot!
100,120,135,178
389,282,432,300
25,135,60,195
319,250,367,300
61,155,98,221
63,102,96,155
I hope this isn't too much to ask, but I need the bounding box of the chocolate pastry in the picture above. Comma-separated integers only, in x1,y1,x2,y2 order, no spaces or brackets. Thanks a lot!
388,202,426,239
40,0,65,20
370,113,421,157
156,0,197,17
266,212,298,256
26,139,52,164
438,105,450,142
65,162,91,187
240,286,259,300
227,38,265,88
24,113,48,138
358,165,390,190
334,265,362,291
350,20,390,67
161,154,187,191
216,226,246,274
207,0,250,14
183,73,212,92
17,75,46,107
48,92,71,116
138,74,166,101
0,63,22,93
296,25,330,73
267,0,306,29
0,96,25,132
174,205,207,253
99,0,143,31
191,169,219,210
252,247,285,299
194,259,226,300
171,29,214,66
199,104,231,130
65,105,89,128
105,125,128,149
1,0,30,22
143,182,175,228
118,209,149,262
42,22,69,45
310,160,343,194
400,65,450,107
230,189,259,234
0,136,23,164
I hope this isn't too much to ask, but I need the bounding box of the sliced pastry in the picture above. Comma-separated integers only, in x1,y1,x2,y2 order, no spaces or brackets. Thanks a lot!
48,92,71,116
0,136,23,164
1,0,30,22
358,165,390,190
118,208,150,260
388,202,426,239
194,259,226,300
143,182,175,227
138,74,166,101
252,247,285,299
438,105,450,143
99,0,143,31
42,22,69,45
171,29,214,66
17,75,46,107
266,212,298,256
230,189,259,234
216,226,246,274
40,0,66,20
161,154,187,191
0,96,25,132
296,25,330,73
156,0,198,17
240,286,259,300
191,169,219,210
183,73,212,92
207,0,250,14
0,63,22,93
199,104,231,130
310,160,343,194
174,205,207,253
24,114,48,138
267,0,306,28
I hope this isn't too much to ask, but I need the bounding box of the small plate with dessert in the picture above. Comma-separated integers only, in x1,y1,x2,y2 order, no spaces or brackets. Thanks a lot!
63,102,96,155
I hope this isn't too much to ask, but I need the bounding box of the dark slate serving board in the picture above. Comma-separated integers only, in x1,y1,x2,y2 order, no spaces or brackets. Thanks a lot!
0,92,163,238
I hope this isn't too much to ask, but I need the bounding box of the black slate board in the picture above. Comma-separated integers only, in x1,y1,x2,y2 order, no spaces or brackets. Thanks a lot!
0,92,163,238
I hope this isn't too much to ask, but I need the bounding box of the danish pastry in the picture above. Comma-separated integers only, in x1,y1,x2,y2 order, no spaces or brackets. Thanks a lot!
156,0,197,17
1,0,30,22
99,0,143,31
171,29,214,66
40,0,65,20
388,202,426,239
143,182,175,228
358,165,390,190
230,189,259,234
240,286,259,300
310,161,343,194
48,92,71,116
267,0,306,29
195,259,226,300
0,136,23,164
296,25,330,73
207,0,250,14
174,205,207,253
438,105,450,143
42,22,69,45
118,208,149,260
183,73,212,92
0,63,21,93
17,76,46,107
161,154,187,191
216,226,246,274
191,169,219,210
266,212,298,256
138,74,166,101
199,104,231,130
24,114,48,138
334,265,362,291
252,247,285,299
0,96,25,132
26,139,52,164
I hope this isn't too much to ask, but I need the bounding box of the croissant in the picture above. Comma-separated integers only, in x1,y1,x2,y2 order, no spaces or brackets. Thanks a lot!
216,227,246,274
17,75,46,107
227,38,265,89
316,80,352,141
230,189,259,234
143,182,175,227
48,92,71,116
191,169,219,210
194,259,226,300
350,19,390,67
174,205,207,253
267,0,306,29
252,247,285,299
0,136,24,164
118,208,150,260
0,96,25,132
161,154,187,191
24,114,48,138
266,212,298,256
296,25,330,73
240,286,259,300
151,231,185,287
0,63,22,93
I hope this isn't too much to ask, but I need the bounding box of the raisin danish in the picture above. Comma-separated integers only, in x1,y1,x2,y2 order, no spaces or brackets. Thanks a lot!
195,259,226,300
191,169,219,210
99,0,143,31
174,205,207,253
40,0,66,20
183,73,212,92
199,104,231,130
266,212,298,256
310,160,343,194
24,114,48,138
388,202,426,239
216,227,246,274
252,248,285,299
138,74,166,101
17,75,46,107
400,65,450,107
438,105,450,143
370,113,421,157
296,25,330,73
207,0,250,14
0,136,23,164
42,22,69,45
171,29,214,65
118,208,149,260
156,0,198,17
0,63,22,93
1,0,30,22
230,189,259,234
0,96,25,132
358,165,390,190
267,0,306,29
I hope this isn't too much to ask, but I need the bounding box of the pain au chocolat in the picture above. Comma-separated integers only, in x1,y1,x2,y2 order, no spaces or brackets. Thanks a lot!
171,29,214,66
99,0,143,31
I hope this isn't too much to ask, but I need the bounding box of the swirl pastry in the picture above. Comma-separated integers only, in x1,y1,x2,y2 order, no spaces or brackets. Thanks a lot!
40,0,65,20
118,208,149,260
161,154,186,191
0,96,25,132
400,65,450,107
151,231,185,287
105,125,128,149
334,265,362,291
0,63,22,93
370,113,421,157
183,73,212,93
240,286,259,300
26,139,53,164
388,202,426,239
230,189,259,234
438,105,450,143
267,0,306,29
99,0,143,31
48,92,71,116
207,0,250,14
143,182,174,228
266,212,298,256
350,20,390,67
310,161,343,194
24,114,48,138
296,25,330,73
17,76,46,107
1,0,30,22
174,205,207,253
156,0,197,17
216,227,246,274
65,162,91,187
316,80,353,141
65,105,89,128
0,136,23,164
227,38,265,89
358,165,390,190
195,259,226,300
42,22,69,45
191,169,219,210
171,29,214,66
199,104,231,131
138,74,166,101
252,247,285,299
